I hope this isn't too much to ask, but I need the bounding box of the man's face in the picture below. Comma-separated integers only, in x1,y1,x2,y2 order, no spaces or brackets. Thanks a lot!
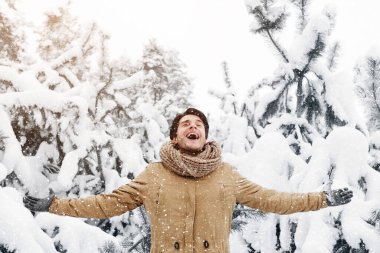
172,114,207,153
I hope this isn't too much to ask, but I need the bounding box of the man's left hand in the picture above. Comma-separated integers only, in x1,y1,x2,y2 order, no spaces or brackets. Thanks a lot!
324,188,353,206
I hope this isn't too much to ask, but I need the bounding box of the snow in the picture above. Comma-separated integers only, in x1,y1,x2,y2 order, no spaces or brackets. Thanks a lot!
296,213,338,253
222,115,252,155
35,213,122,253
234,126,380,252
1,0,380,252
288,11,333,66
54,147,87,191
325,71,366,129
0,163,7,181
0,66,46,91
0,187,57,253
0,90,88,117
112,137,146,177
113,71,145,90
238,131,308,191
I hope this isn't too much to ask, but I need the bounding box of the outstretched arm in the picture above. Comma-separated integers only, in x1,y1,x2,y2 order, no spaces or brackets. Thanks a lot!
233,171,352,215
24,167,152,219
48,181,146,219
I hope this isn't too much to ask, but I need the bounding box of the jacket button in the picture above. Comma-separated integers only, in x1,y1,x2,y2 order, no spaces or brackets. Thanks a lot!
204,240,209,248
174,242,180,250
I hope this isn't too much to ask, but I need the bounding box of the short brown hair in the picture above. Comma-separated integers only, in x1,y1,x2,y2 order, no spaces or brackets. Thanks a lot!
169,108,209,140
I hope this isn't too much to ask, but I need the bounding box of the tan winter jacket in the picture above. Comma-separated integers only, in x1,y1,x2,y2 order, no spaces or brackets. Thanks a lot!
49,162,327,253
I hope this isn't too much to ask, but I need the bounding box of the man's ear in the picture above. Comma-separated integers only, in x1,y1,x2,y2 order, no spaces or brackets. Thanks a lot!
171,137,178,145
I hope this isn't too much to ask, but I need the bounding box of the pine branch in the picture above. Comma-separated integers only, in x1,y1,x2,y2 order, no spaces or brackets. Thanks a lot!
222,61,232,89
290,0,309,30
250,6,289,63
370,79,380,114
303,33,325,73
367,58,380,113
295,69,305,117
265,29,289,63
260,81,291,125
293,33,326,117
327,42,340,71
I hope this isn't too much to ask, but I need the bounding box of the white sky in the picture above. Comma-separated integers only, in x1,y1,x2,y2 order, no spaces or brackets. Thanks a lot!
18,0,380,111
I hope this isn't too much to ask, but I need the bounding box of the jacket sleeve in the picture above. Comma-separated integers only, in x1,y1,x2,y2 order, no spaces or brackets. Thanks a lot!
233,170,328,214
48,166,152,219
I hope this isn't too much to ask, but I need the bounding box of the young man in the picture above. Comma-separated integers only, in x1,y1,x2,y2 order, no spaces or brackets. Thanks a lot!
24,108,353,253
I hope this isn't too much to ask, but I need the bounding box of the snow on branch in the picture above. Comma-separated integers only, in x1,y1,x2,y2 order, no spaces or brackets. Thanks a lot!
0,90,88,116
112,71,145,90
0,65,45,91
50,46,81,69
247,1,289,63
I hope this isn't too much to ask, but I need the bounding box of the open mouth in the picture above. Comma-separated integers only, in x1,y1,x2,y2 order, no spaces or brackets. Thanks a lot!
186,133,199,140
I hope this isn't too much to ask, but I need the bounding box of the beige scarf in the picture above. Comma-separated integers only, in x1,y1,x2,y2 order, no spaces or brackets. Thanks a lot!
159,141,222,178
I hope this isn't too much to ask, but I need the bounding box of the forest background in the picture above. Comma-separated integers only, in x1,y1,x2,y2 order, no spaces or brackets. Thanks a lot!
1,0,380,252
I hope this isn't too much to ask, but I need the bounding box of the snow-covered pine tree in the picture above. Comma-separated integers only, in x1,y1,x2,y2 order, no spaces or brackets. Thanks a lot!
355,48,380,174
113,39,193,163
0,3,195,252
296,127,380,252
245,0,364,160
138,39,192,120
234,0,370,252
0,4,129,253
209,61,257,156
208,62,264,243
355,49,380,132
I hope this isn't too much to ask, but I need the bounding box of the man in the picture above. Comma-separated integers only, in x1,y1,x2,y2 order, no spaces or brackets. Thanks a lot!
24,108,353,253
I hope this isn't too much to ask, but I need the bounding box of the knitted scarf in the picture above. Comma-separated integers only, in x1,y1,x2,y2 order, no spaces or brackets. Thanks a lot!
159,141,222,178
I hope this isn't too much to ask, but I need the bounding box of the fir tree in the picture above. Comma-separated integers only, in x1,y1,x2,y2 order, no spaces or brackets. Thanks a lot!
245,0,365,158
0,3,195,251
209,61,257,154
355,55,380,132
239,1,371,252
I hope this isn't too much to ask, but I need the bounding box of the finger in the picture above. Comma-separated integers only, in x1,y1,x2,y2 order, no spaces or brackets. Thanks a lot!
347,191,353,197
24,195,38,200
24,202,35,210
23,199,36,206
25,197,38,205
342,196,351,202
24,196,39,203
342,191,353,197
24,202,34,208
342,195,353,202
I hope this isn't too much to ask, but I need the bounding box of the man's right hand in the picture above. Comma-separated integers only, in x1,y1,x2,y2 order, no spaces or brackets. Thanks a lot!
23,189,55,212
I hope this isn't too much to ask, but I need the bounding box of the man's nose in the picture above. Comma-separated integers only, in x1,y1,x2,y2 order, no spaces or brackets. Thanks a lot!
189,122,197,128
